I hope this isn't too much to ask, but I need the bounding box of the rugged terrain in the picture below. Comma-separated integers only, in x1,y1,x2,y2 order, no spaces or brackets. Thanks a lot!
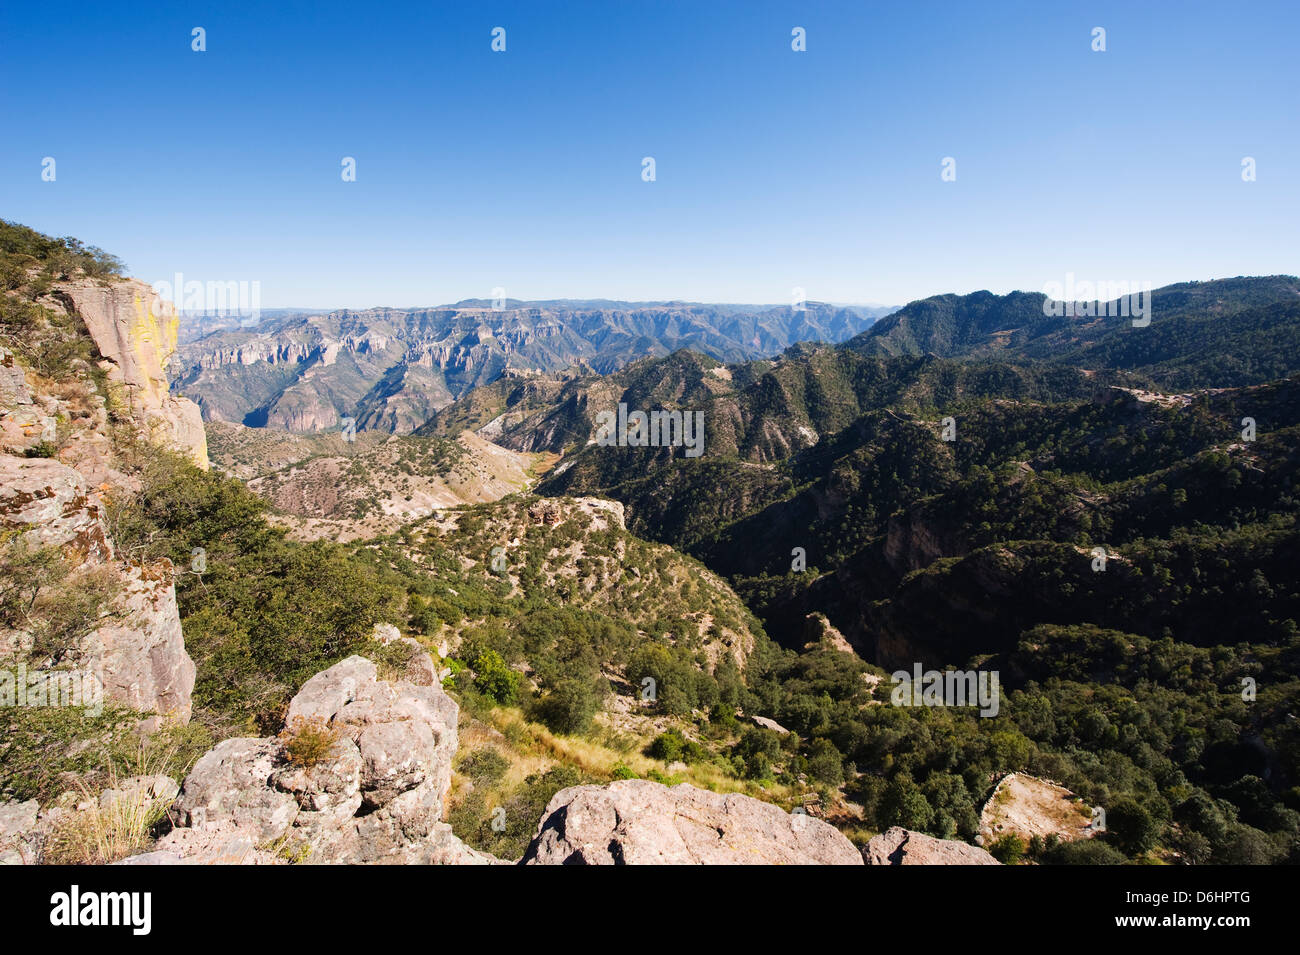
170,300,894,435
5,221,1297,866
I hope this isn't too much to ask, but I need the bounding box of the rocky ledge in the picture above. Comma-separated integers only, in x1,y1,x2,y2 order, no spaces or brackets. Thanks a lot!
863,826,1001,865
521,778,862,865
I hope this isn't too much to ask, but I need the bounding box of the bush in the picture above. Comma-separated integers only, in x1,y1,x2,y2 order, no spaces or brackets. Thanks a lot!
533,676,601,735
645,728,705,764
470,649,520,704
805,738,845,786
1039,837,1129,865
278,716,341,768
1106,797,1162,856
988,834,1026,864
457,747,510,785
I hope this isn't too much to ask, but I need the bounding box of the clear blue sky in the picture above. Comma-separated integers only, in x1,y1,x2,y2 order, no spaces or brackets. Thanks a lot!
2,0,1296,308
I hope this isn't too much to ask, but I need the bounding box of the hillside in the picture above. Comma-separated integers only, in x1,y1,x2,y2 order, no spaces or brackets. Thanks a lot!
847,276,1300,389
207,420,552,541
412,274,1300,865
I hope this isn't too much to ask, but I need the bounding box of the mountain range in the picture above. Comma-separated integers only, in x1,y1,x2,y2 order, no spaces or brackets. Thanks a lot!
170,300,896,434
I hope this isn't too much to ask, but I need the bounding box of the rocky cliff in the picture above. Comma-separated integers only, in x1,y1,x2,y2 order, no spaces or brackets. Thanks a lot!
55,277,208,468
1,271,200,725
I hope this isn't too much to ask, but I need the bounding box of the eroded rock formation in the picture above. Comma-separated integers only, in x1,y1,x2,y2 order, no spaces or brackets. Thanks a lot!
55,277,208,469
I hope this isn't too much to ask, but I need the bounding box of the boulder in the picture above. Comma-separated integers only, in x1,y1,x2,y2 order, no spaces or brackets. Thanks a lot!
863,827,1000,865
521,779,862,865
139,655,483,865
171,738,298,843
370,622,441,686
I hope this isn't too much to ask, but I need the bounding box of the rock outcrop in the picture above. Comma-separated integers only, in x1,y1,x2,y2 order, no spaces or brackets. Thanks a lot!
55,278,208,469
863,827,1000,865
0,457,194,724
0,272,207,727
978,772,1095,846
91,562,195,725
0,455,113,564
132,655,493,865
520,779,863,865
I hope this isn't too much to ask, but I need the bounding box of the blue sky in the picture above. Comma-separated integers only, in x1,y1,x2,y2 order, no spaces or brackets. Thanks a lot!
1,0,1296,308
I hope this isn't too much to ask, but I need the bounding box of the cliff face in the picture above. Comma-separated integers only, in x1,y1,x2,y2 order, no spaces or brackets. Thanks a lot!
55,277,208,469
0,274,200,725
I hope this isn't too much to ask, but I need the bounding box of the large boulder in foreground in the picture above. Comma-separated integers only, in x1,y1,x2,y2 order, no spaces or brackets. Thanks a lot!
520,779,862,865
134,654,493,865
863,827,1000,865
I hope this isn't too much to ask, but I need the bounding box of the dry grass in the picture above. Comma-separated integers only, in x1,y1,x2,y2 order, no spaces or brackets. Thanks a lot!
44,745,176,865
481,706,797,801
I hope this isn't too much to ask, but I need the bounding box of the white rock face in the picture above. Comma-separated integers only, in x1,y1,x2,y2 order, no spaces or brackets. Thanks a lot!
90,561,195,724
0,456,112,563
136,655,492,865
0,456,194,723
862,826,1000,865
521,779,864,865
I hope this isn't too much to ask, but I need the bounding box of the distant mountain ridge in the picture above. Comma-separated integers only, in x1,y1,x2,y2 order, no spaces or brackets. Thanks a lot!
848,275,1300,378
423,276,1300,462
171,300,897,434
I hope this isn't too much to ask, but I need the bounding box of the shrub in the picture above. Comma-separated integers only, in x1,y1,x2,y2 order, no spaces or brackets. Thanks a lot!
470,648,520,704
646,728,687,762
988,834,1026,864
457,747,511,785
278,716,341,768
532,676,601,735
23,441,57,459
